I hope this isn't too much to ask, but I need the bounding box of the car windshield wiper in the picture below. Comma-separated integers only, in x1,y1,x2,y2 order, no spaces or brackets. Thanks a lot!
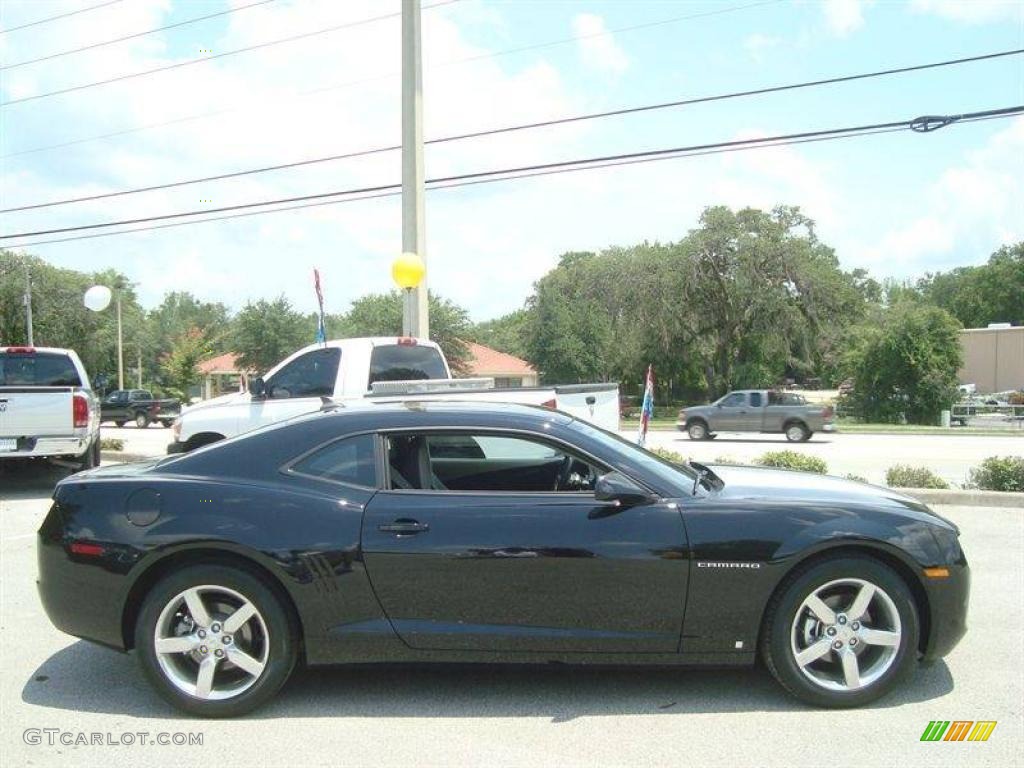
688,460,723,494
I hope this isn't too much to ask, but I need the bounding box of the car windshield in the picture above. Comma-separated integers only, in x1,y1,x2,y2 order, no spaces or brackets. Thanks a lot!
566,417,699,488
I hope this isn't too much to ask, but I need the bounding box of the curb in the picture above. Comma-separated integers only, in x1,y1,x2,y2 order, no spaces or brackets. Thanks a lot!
100,451,155,464
902,487,1023,509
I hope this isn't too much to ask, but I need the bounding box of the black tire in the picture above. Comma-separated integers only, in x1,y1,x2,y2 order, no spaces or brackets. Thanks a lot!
784,421,810,442
761,554,919,708
135,564,297,718
160,420,173,428
114,421,126,428
687,421,709,440
73,438,101,473
135,412,150,429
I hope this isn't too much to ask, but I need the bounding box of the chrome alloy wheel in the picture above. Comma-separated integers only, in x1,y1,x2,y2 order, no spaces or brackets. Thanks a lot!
786,424,806,441
790,578,902,692
153,585,269,701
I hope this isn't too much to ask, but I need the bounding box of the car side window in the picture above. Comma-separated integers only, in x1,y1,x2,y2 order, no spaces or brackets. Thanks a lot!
266,348,341,399
290,434,377,487
749,392,762,407
721,392,746,407
386,432,604,493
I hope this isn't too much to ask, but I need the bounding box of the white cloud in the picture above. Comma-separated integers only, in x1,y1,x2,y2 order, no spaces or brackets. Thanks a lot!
571,13,629,76
860,117,1024,271
743,33,782,62
911,0,1024,23
821,0,869,36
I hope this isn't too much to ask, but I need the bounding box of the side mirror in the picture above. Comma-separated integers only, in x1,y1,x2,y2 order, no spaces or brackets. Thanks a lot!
249,377,267,398
594,471,655,507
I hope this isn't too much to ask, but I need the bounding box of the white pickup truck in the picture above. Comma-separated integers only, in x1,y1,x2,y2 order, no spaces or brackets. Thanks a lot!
0,346,101,471
169,337,620,453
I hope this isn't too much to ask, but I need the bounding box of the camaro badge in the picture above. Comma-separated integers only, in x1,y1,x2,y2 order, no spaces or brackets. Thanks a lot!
697,561,763,569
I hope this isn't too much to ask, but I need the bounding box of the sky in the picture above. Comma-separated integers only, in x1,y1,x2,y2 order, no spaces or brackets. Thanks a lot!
1,0,1022,321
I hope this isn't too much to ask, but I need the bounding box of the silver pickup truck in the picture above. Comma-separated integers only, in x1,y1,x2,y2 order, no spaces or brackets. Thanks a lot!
677,389,835,442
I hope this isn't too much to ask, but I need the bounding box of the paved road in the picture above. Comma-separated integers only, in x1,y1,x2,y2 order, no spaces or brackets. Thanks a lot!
637,430,1023,486
1,464,1021,767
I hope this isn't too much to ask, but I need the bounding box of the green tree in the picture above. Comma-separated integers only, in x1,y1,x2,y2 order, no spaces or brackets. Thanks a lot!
842,303,963,424
159,327,212,401
470,309,530,359
335,291,473,373
917,242,1023,327
231,296,312,373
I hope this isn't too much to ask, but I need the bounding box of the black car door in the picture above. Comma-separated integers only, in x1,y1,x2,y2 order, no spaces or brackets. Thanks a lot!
361,430,689,654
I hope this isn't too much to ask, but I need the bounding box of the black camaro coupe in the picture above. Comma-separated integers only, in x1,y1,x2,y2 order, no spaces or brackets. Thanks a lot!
38,401,969,717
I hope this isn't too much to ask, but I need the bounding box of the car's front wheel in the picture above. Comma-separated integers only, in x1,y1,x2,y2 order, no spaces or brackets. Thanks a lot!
135,565,297,717
135,413,150,429
762,555,919,708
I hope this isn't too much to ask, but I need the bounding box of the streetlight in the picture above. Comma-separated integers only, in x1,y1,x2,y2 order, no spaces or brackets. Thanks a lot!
84,284,124,390
391,251,426,337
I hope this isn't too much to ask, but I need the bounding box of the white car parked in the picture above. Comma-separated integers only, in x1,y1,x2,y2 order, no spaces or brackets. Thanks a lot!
169,337,620,453
0,346,101,471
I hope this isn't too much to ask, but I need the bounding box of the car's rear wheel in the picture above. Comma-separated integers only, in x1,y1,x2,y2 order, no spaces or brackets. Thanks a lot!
114,420,126,428
785,421,810,442
135,413,150,429
73,438,100,473
687,421,709,440
135,565,297,717
762,555,918,708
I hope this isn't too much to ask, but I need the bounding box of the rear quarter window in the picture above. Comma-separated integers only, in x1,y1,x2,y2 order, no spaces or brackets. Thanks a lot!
0,352,82,387
289,433,377,487
368,344,448,388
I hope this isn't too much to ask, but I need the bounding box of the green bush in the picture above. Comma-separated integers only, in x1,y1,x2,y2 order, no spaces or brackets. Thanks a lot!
844,473,869,483
756,451,827,474
885,465,949,489
968,456,1024,492
649,446,687,465
99,437,124,451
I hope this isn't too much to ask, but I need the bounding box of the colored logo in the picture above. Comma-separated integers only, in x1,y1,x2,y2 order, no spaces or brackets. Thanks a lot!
920,721,997,742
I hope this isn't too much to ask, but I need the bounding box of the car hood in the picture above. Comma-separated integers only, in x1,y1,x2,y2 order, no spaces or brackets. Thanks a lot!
707,463,939,516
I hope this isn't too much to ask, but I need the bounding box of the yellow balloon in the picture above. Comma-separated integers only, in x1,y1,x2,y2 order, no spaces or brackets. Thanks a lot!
392,251,426,289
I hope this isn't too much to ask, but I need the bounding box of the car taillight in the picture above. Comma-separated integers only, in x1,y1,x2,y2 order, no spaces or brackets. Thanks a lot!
172,417,182,439
69,541,104,557
678,409,687,419
822,405,834,418
541,398,557,410
397,337,417,346
5,346,34,353
72,394,89,428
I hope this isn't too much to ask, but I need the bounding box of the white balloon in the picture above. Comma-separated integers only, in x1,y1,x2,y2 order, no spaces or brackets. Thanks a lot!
84,284,112,312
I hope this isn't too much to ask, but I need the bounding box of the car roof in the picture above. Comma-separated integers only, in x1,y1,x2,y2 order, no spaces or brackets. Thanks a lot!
326,398,575,425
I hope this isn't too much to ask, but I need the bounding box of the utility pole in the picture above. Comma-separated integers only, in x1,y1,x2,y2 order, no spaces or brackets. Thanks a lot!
401,0,429,338
137,345,143,389
116,290,124,390
23,261,34,346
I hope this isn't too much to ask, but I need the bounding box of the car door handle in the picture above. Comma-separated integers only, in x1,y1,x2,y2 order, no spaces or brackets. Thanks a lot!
378,519,429,534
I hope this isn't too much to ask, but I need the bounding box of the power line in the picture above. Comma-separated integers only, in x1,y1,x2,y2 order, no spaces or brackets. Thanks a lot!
6,48,1020,214
0,0,460,107
1,0,121,34
3,106,1019,243
1,0,277,70
1,0,778,153
1,112,1010,251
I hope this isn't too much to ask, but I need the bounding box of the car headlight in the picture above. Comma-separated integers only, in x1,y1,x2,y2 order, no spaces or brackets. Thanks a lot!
171,418,182,440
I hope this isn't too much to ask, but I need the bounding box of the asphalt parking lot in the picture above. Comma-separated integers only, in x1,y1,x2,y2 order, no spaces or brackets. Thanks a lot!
1,463,1021,767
